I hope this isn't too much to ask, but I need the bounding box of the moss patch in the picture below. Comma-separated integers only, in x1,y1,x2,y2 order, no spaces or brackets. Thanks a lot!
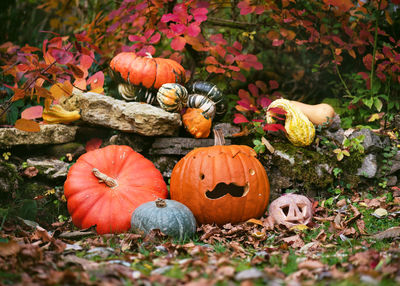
271,142,335,191
270,141,365,195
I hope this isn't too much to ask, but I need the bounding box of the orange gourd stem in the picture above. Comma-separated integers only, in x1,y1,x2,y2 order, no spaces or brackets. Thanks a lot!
92,168,118,188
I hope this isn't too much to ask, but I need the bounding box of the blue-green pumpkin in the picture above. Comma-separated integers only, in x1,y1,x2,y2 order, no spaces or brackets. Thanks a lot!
131,198,197,240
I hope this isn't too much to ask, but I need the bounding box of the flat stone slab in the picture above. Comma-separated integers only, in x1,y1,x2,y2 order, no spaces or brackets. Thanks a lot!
27,157,69,179
0,124,78,147
71,92,181,136
150,137,232,155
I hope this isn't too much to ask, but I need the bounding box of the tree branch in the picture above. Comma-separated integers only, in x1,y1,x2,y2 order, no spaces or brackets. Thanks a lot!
205,17,258,30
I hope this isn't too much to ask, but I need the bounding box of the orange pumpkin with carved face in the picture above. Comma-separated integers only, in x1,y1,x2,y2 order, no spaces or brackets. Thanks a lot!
170,130,270,225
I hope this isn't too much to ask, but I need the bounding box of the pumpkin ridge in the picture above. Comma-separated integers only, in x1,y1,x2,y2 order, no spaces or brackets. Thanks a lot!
117,186,161,205
128,56,144,86
141,57,156,89
113,147,142,178
69,182,111,215
171,207,186,240
236,152,255,219
153,58,163,89
74,189,110,230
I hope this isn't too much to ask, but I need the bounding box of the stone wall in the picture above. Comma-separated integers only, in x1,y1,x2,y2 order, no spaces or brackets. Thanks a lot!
0,92,398,215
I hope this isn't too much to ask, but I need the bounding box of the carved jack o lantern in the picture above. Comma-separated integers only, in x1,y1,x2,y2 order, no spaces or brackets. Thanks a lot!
170,129,270,225
268,194,312,228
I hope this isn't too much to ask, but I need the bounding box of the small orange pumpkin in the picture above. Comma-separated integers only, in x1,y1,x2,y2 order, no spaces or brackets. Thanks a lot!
170,129,270,225
182,108,212,138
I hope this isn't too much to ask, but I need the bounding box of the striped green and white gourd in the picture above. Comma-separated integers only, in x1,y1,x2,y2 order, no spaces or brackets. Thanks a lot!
187,94,216,119
188,81,225,115
156,83,188,112
131,198,197,241
117,83,156,104
266,98,315,146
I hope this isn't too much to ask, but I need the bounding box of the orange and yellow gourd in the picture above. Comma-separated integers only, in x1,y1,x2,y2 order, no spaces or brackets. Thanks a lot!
266,99,315,146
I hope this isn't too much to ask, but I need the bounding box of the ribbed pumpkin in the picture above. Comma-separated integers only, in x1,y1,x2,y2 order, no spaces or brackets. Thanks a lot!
170,129,270,225
156,83,188,113
110,52,185,102
131,198,197,240
64,145,168,234
182,107,212,138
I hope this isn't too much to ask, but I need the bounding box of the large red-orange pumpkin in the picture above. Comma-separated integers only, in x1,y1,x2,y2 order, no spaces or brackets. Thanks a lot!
170,130,270,225
64,145,168,234
110,52,186,90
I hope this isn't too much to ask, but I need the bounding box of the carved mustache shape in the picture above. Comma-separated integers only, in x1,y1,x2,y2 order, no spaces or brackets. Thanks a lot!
206,182,249,199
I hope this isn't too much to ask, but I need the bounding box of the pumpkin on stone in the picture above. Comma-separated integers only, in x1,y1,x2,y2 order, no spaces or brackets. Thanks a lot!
42,104,80,124
182,107,212,139
110,52,186,102
131,198,197,241
64,145,168,234
266,98,315,146
182,94,217,138
170,129,270,225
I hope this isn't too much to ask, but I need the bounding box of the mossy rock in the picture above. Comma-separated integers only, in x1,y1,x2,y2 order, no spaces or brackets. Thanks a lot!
266,141,364,197
0,160,21,200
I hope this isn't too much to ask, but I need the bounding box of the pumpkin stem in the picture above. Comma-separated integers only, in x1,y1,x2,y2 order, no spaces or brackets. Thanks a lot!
213,128,225,146
155,198,167,208
92,168,118,188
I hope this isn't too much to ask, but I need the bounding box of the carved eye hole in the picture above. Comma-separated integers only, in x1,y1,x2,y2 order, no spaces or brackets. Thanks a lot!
281,205,290,216
200,173,205,180
249,169,255,175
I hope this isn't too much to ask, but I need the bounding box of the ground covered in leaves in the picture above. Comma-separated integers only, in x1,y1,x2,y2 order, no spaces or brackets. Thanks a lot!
1,189,400,286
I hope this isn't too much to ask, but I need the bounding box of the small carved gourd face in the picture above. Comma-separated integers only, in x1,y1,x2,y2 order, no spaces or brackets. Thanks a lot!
268,194,312,228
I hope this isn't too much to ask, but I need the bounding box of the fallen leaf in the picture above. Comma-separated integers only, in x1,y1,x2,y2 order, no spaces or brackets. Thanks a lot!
59,226,97,240
336,199,347,207
235,268,264,281
32,226,52,242
15,118,40,132
217,266,235,277
246,218,264,226
0,240,21,256
363,198,381,208
372,208,388,218
251,231,266,239
356,219,368,235
290,224,309,232
372,227,400,240
298,260,325,270
21,105,43,120
23,166,39,178
85,138,102,152
63,255,100,271
261,136,275,153
282,234,304,248
299,241,320,253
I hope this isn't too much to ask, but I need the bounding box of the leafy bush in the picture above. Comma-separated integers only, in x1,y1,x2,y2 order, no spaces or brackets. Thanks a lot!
1,0,400,133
